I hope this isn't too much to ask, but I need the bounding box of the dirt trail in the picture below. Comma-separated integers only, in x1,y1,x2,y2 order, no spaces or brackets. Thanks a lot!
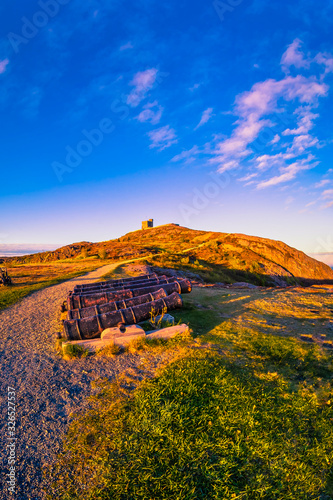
0,262,160,500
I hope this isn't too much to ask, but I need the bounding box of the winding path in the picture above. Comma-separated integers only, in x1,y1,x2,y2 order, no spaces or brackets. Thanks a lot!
0,262,159,500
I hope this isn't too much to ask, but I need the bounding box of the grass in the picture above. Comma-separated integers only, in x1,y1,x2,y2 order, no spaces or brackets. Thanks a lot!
96,343,122,358
0,260,106,312
46,284,333,499
98,262,131,281
147,252,272,286
62,343,89,360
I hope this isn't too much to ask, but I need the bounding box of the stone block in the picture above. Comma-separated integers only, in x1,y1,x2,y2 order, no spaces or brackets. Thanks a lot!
147,323,189,340
112,333,146,347
62,339,111,353
101,324,145,340
153,313,175,325
62,327,146,353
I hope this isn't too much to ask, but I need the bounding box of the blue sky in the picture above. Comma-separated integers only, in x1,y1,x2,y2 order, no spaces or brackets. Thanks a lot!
0,0,333,256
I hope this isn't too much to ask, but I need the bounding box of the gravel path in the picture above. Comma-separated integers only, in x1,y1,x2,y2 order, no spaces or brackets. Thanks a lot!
0,263,165,500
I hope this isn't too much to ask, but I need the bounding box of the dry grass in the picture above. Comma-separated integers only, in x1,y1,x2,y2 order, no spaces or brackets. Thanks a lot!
178,285,333,347
0,260,104,311
96,343,121,357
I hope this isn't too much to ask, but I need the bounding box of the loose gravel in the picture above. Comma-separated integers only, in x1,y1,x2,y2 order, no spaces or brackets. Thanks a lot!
0,264,167,500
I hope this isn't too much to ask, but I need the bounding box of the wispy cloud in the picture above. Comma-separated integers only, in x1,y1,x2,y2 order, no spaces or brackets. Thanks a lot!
257,157,318,189
269,134,280,145
195,108,213,129
127,68,158,107
281,38,333,79
189,83,201,92
315,179,330,188
321,189,333,208
120,41,134,51
205,41,333,189
135,101,163,125
0,58,9,74
148,125,178,151
20,87,43,118
281,39,310,72
171,146,199,164
282,107,318,136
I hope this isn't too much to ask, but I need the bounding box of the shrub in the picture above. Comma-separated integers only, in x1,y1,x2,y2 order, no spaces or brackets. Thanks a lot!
98,249,107,260
97,343,121,357
80,248,88,259
62,343,89,359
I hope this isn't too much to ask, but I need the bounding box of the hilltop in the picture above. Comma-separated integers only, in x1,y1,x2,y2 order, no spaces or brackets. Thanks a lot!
9,224,333,287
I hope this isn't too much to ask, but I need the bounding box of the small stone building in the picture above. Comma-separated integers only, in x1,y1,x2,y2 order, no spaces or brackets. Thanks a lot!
142,219,154,230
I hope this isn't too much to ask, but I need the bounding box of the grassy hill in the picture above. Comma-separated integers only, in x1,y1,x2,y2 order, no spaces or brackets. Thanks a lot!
9,224,333,287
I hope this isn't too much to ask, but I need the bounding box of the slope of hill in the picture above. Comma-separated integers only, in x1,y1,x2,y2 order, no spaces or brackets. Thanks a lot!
10,224,333,286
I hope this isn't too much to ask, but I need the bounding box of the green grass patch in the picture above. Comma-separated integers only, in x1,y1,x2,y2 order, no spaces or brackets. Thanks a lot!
47,349,333,499
62,343,89,359
0,264,100,312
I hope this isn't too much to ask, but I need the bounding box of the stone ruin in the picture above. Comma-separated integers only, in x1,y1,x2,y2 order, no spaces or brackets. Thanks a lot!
142,219,154,230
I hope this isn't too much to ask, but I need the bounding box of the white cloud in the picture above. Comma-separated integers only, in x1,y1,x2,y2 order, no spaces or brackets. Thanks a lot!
324,201,333,208
322,189,333,199
0,58,9,74
282,107,319,136
209,74,326,175
281,39,310,72
195,108,213,129
127,68,158,107
257,157,317,189
205,43,332,190
135,101,163,125
314,179,330,188
287,134,319,155
148,125,178,151
269,134,280,145
238,172,258,182
171,146,199,163
281,39,333,78
171,40,333,196
315,52,333,77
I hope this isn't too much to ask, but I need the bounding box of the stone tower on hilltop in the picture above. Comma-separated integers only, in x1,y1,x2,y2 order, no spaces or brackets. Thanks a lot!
142,219,154,230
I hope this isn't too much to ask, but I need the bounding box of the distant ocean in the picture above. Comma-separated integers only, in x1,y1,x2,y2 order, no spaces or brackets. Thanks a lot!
0,244,60,258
